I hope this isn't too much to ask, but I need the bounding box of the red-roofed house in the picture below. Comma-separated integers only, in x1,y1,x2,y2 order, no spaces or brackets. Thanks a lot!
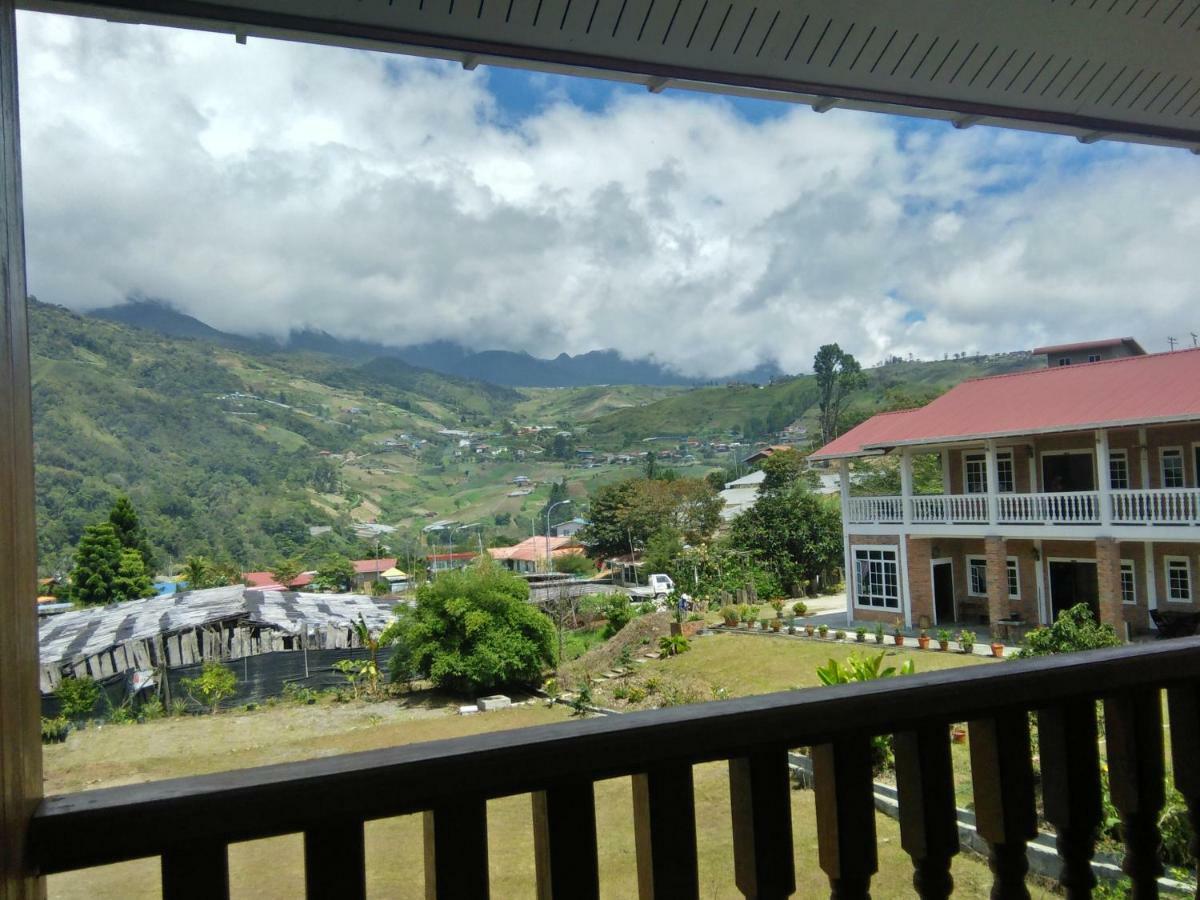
351,558,398,590
812,345,1200,639
241,571,315,591
487,536,584,574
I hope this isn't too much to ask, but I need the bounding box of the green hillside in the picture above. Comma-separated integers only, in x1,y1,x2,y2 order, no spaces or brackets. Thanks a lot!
584,353,1038,446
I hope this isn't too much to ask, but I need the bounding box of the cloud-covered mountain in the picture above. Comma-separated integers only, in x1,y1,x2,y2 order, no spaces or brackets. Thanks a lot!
90,300,780,387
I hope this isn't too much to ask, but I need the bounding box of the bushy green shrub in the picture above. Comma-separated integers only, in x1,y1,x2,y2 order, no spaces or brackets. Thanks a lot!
387,559,554,693
600,593,633,638
55,676,101,720
181,661,238,713
1013,604,1121,658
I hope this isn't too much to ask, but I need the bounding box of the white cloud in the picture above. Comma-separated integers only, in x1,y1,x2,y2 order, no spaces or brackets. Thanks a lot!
15,11,1200,378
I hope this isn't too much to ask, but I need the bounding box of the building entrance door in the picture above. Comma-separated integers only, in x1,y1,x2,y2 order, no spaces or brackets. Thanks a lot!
932,561,955,624
1049,560,1099,621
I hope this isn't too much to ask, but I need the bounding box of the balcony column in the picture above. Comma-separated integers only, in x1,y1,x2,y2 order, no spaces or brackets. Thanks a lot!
1096,429,1113,528
984,440,1000,526
1,2,44,898
940,449,950,494
985,536,1009,638
899,451,914,629
900,450,913,528
1096,537,1126,641
839,458,854,627
1138,427,1150,488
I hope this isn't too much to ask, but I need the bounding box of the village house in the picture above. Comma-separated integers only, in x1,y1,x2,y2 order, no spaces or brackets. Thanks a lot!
488,536,584,574
812,340,1200,640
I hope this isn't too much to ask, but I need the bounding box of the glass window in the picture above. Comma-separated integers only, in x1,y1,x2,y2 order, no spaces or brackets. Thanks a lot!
967,557,987,596
1167,558,1191,603
1120,561,1136,605
1088,354,1101,363
1057,357,1071,366
965,454,987,494
1162,449,1185,488
1109,451,1129,490
854,548,899,610
996,452,1014,493
1006,559,1020,599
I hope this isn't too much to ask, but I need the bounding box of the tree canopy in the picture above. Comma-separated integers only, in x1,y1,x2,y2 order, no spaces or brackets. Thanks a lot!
386,560,554,692
579,476,723,560
728,483,843,596
814,344,866,445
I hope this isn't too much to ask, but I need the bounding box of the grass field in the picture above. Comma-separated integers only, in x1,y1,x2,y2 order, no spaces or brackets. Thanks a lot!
42,692,1055,900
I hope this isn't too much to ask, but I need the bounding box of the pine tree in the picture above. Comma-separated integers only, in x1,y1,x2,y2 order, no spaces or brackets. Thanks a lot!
108,495,154,574
112,548,154,601
70,523,123,605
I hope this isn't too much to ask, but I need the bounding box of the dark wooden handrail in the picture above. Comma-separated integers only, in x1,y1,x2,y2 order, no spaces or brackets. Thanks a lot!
30,637,1200,898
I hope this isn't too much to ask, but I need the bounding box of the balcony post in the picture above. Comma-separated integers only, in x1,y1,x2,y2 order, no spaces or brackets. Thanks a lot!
0,2,44,898
984,440,1000,526
1096,429,1112,527
840,458,853,627
900,450,913,528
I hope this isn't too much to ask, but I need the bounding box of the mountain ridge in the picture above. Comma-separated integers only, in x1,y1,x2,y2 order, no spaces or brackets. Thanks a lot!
89,299,782,387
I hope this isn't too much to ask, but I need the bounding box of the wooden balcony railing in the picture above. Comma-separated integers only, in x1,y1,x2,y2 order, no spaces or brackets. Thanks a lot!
29,638,1200,899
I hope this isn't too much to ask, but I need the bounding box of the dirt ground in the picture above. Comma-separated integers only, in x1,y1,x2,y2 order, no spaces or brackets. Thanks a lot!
42,690,1056,900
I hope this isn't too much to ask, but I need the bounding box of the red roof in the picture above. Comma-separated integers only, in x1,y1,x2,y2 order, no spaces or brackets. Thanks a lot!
1032,337,1145,356
813,348,1200,459
242,571,314,589
426,552,477,562
487,536,581,563
352,558,397,575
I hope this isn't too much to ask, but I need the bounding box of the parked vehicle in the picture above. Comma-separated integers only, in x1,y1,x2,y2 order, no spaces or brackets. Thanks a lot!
628,573,676,603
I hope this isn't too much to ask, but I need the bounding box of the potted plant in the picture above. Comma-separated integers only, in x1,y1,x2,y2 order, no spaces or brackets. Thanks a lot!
855,626,866,643
990,641,1005,658
770,617,783,633
951,726,967,744
759,617,771,632
818,624,829,639
917,629,930,651
721,605,739,627
738,605,754,628
834,629,846,641
805,622,816,637
958,630,976,654
873,623,885,644
786,617,796,635
892,625,905,647
792,600,808,617
770,599,785,617
936,628,951,651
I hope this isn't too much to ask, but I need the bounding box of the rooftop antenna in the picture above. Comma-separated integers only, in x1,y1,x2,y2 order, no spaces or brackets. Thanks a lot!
1168,336,1179,351
1191,332,1198,348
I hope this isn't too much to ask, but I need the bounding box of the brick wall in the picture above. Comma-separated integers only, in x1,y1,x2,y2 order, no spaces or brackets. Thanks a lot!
906,537,933,627
984,536,1008,638
1095,537,1124,639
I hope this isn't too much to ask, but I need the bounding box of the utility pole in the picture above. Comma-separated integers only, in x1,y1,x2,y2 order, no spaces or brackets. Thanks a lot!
545,499,572,572
1168,336,1178,351
1191,332,1198,348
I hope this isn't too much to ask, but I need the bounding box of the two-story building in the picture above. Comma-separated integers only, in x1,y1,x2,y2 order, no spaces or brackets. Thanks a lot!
812,342,1200,639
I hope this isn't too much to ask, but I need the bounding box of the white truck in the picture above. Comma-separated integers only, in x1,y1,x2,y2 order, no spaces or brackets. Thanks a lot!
628,573,675,604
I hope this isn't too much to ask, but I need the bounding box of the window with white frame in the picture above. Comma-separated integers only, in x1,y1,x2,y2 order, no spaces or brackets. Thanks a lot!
1109,450,1129,490
1120,560,1136,605
996,451,1015,493
1162,448,1185,488
853,547,899,610
1006,558,1020,600
1057,357,1071,366
1088,354,1101,363
964,454,987,494
1166,557,1192,603
967,556,987,596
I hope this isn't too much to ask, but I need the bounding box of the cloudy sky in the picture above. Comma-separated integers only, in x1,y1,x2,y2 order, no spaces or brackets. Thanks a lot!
15,10,1200,378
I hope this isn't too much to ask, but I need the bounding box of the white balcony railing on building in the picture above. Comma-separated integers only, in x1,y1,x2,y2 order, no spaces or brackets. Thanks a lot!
909,494,989,524
845,496,903,524
846,489,1200,528
998,491,1100,524
1112,489,1200,525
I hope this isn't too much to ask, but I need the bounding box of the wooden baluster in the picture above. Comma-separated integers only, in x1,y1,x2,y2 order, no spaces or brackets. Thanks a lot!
424,798,489,900
632,764,699,900
813,736,877,899
161,842,229,900
532,782,600,900
968,711,1036,899
894,724,958,899
1104,689,1165,899
1038,701,1102,899
1166,682,1200,892
729,749,795,900
304,820,366,900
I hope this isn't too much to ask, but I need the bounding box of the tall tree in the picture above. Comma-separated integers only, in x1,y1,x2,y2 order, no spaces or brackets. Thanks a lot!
758,448,813,496
729,484,843,596
315,555,355,592
271,557,304,588
108,494,154,573
181,555,212,589
69,523,123,605
813,344,866,445
537,480,572,535
579,477,722,560
112,548,154,601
